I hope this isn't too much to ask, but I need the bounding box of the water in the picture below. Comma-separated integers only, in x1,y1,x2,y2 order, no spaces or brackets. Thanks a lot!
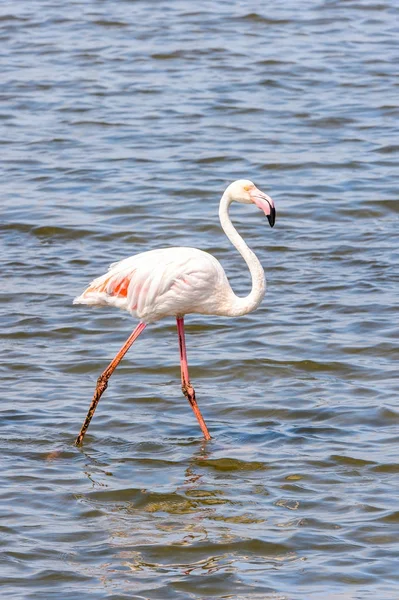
1,1,398,598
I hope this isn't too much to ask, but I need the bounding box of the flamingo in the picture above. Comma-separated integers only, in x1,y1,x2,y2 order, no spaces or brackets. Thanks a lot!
73,179,276,445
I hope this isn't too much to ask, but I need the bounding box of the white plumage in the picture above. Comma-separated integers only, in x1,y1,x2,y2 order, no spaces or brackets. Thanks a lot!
74,247,231,323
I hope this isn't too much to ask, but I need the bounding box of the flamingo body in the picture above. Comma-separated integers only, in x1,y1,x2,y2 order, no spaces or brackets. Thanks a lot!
74,247,232,323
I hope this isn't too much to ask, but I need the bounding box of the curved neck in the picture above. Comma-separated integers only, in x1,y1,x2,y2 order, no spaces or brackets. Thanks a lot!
219,192,266,316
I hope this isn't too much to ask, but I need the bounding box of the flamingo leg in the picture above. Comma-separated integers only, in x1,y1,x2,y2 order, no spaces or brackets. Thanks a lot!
176,317,211,440
75,322,147,446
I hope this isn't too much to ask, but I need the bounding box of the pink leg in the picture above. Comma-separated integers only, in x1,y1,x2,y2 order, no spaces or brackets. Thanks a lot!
75,322,147,446
176,316,211,440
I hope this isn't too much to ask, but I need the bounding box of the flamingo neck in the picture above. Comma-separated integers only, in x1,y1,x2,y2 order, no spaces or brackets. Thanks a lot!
219,192,266,317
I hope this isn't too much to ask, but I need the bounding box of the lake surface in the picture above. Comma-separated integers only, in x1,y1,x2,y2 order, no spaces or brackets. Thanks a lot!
1,1,398,598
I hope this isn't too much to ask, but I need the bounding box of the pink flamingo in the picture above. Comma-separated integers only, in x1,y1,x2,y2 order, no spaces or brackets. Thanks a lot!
73,180,276,445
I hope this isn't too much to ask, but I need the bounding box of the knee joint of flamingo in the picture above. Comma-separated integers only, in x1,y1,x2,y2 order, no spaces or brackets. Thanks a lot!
182,383,195,400
97,373,108,391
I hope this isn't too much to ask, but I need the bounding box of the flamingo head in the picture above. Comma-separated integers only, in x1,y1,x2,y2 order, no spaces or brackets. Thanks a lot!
226,179,276,227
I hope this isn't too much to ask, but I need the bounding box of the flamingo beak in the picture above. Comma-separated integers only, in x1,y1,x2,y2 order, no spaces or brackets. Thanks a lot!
250,188,276,228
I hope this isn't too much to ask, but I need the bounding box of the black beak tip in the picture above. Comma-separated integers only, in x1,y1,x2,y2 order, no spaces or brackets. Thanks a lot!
267,208,276,228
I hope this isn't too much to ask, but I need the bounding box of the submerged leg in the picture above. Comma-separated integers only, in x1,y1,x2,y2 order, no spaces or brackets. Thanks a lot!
176,316,211,440
75,322,147,446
